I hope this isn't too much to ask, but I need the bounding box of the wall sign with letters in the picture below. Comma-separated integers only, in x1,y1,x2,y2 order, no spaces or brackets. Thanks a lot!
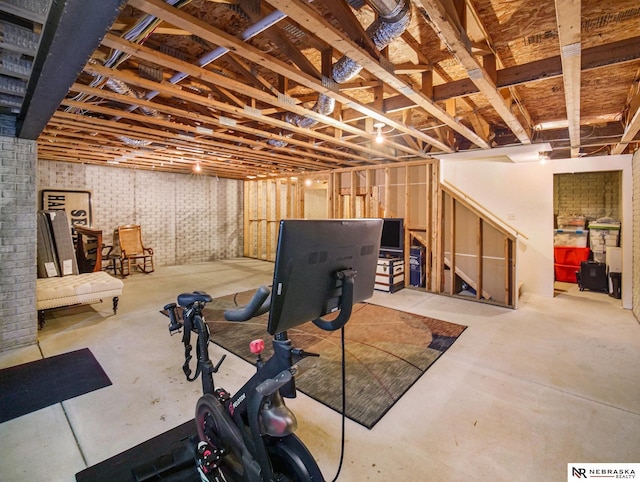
40,189,92,228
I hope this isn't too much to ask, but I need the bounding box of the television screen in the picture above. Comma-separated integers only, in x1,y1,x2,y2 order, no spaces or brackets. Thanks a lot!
380,218,404,253
267,219,382,335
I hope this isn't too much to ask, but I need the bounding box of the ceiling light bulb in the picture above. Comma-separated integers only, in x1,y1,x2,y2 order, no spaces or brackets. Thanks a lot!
374,122,385,144
194,163,202,173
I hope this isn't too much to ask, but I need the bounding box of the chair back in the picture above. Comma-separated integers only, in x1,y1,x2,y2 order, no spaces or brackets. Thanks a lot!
117,225,146,255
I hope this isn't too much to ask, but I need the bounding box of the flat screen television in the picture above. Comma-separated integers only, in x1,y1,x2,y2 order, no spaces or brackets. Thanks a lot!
267,219,383,335
380,218,404,255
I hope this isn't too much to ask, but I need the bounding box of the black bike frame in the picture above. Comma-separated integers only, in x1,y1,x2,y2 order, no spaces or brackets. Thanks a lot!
187,304,299,482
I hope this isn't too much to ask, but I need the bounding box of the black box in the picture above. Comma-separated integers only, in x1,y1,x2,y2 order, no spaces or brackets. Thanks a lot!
578,261,608,293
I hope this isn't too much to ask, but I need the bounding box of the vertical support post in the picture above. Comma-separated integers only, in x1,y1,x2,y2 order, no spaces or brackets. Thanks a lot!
404,166,410,286
448,195,456,295
384,167,390,217
476,217,484,300
350,170,356,218
433,163,443,293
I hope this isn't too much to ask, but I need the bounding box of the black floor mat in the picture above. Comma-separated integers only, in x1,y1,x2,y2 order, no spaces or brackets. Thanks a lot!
0,348,112,423
76,420,199,482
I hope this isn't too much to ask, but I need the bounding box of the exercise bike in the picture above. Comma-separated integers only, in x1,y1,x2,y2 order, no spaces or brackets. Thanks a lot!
162,219,382,482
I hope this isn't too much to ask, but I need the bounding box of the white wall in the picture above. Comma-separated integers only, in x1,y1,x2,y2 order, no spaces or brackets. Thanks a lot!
440,153,632,309
440,158,555,299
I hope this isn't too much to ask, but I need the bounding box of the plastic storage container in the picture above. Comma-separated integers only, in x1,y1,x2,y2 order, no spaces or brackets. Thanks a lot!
589,223,620,250
554,264,579,283
554,247,590,265
557,215,586,229
554,229,588,247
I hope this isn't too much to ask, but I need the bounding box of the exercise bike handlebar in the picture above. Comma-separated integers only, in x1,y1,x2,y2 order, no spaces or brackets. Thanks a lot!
224,285,271,321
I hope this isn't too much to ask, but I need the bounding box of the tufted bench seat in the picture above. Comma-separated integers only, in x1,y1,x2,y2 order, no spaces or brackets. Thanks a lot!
36,271,124,328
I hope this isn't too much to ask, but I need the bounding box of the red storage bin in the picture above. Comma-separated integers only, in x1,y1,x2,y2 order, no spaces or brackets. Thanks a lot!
554,247,590,266
554,263,580,283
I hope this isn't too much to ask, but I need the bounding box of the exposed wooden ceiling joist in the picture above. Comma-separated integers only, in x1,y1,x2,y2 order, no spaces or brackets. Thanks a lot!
8,0,637,177
414,0,531,145
555,0,581,157
127,0,452,152
265,0,490,149
96,34,423,158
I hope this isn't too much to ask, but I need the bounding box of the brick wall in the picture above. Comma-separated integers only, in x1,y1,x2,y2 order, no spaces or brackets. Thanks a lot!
37,160,244,267
1,134,38,351
632,150,640,322
554,170,622,223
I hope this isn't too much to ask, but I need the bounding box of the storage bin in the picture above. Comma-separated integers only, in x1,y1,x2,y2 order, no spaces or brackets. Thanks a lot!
554,229,588,247
589,223,620,251
554,247,590,266
557,215,586,229
554,263,579,283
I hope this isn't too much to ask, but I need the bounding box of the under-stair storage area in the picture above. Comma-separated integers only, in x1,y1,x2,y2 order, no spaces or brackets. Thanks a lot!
441,189,517,308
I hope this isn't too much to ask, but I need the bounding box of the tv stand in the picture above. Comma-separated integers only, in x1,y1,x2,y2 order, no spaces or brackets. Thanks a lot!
375,256,404,293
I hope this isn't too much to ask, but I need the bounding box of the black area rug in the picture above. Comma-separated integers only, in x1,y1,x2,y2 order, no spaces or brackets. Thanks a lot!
169,290,467,429
76,420,198,482
0,348,112,423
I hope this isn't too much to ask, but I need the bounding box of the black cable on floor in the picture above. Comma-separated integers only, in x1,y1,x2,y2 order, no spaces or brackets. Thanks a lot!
330,326,346,482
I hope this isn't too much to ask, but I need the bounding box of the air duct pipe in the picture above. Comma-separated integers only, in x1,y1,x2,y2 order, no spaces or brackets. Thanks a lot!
104,78,161,118
333,0,411,83
273,0,410,144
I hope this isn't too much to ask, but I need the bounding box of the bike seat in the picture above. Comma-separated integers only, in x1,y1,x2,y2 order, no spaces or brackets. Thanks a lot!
178,291,212,307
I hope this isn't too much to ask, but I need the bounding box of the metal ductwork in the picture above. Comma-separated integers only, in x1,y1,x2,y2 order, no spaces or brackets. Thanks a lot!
117,135,152,147
104,78,161,118
284,93,336,128
273,0,411,145
333,0,411,83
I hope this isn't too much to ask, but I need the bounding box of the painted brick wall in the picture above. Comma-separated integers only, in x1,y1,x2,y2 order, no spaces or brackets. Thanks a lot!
632,149,640,322
1,135,38,351
554,170,622,223
37,160,244,267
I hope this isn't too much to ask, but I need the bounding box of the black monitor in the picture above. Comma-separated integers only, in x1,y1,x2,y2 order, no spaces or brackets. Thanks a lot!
267,219,383,335
380,217,404,255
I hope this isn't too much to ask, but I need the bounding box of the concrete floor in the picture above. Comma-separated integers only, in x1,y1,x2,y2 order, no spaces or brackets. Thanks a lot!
1,258,639,481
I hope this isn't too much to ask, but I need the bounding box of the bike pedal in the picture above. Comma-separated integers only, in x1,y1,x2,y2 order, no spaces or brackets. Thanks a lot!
196,441,224,474
214,387,231,403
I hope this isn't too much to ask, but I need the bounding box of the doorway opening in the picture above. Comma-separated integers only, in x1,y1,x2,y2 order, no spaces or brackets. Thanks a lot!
553,170,622,304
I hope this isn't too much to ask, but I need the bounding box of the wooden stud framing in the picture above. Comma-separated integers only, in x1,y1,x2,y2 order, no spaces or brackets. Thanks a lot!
448,194,456,295
243,159,516,308
476,218,483,301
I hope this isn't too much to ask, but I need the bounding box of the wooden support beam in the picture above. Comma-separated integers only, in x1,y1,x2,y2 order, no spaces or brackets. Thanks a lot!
476,218,483,301
555,0,581,157
612,90,640,154
129,0,456,152
414,0,531,144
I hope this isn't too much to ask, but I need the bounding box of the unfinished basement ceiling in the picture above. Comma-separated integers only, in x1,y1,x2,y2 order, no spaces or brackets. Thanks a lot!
9,0,640,179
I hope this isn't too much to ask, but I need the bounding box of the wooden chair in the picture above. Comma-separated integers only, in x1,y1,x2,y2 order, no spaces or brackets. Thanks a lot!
108,224,154,277
73,225,103,273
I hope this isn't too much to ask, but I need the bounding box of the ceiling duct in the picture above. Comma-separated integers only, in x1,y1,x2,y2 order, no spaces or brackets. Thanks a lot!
104,77,161,118
272,0,411,144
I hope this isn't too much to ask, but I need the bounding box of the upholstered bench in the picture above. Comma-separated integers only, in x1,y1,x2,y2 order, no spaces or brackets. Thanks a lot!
36,271,124,328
